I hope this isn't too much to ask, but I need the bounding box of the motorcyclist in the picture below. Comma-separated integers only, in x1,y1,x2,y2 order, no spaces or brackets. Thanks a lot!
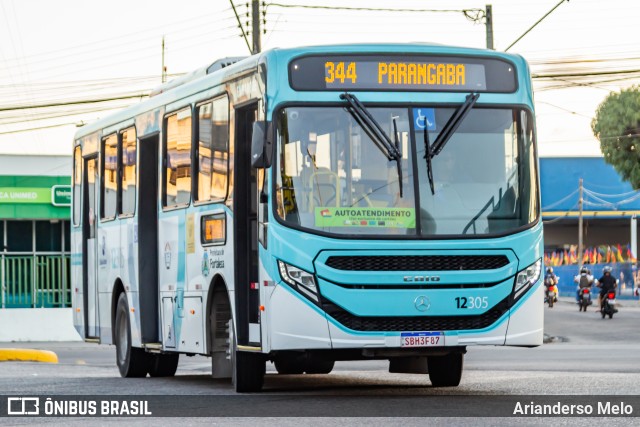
574,267,594,304
596,265,618,312
544,267,558,303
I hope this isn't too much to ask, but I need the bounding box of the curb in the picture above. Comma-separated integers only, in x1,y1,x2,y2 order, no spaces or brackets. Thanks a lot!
0,348,58,363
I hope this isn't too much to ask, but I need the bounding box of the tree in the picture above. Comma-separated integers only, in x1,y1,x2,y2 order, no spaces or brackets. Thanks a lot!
591,86,640,188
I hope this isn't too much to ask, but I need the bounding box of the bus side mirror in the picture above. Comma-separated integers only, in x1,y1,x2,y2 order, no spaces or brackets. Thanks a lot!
251,121,272,168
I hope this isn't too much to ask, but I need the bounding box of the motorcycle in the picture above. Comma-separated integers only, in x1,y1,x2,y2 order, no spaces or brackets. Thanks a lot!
545,284,558,308
578,288,592,312
601,291,618,319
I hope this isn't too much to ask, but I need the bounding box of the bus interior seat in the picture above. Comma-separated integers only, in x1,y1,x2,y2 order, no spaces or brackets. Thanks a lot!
420,208,436,235
308,167,340,208
488,186,516,220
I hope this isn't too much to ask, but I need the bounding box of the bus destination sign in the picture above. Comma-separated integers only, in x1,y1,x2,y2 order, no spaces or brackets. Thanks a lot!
325,60,486,90
289,55,517,93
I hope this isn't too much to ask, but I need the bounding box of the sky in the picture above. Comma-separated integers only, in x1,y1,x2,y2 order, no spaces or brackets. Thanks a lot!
0,0,639,157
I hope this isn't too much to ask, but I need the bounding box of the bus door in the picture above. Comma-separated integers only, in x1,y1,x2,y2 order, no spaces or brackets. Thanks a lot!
234,103,261,347
82,156,99,338
138,134,160,343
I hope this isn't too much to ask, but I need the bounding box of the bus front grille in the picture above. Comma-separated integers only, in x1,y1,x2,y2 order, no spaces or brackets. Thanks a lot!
322,298,510,332
325,255,509,272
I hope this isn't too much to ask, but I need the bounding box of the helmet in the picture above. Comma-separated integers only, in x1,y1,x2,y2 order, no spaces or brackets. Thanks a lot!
546,267,553,273
603,266,612,274
580,267,588,274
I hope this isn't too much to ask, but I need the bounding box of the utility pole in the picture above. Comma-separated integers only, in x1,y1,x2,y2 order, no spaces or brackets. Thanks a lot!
485,5,494,50
252,0,261,54
578,178,584,268
161,36,167,83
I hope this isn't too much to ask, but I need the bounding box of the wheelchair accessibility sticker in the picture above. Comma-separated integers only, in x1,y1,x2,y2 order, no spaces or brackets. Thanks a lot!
413,108,436,131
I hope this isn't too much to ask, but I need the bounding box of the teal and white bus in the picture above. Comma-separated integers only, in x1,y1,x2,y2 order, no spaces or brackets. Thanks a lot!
71,43,543,392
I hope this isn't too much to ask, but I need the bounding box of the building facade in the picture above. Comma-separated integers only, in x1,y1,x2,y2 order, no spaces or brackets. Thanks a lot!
0,155,71,308
541,157,640,256
541,157,640,299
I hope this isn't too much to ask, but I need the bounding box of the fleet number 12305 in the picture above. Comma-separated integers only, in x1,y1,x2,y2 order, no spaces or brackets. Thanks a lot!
455,296,488,309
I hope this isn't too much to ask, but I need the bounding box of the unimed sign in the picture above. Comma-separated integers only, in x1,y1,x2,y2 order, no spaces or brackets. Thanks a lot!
51,185,71,207
0,187,50,204
0,185,71,206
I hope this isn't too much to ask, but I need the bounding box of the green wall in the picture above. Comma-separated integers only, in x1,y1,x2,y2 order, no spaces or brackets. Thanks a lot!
0,176,71,220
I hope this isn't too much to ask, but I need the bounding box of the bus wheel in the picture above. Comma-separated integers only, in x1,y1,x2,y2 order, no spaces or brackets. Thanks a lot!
274,354,306,375
210,289,232,379
114,293,149,377
148,353,179,377
427,353,463,387
305,359,335,374
230,321,265,392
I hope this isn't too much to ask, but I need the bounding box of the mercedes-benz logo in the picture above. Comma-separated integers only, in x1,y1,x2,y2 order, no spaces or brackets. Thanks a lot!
414,295,430,312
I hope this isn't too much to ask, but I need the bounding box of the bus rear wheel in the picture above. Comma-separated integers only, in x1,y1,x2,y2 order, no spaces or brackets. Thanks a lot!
148,353,179,377
427,353,463,387
114,293,149,378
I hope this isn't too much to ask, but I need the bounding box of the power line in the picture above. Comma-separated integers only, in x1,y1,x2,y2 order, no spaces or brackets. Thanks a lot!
0,122,79,136
0,102,137,125
0,10,235,69
505,0,570,52
0,94,149,112
535,101,593,118
230,0,252,54
533,69,640,79
265,3,482,15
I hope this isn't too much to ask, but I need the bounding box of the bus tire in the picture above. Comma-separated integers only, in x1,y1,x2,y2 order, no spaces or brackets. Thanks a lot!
114,293,149,378
231,321,265,392
274,354,305,375
210,288,232,379
305,359,334,374
427,353,463,387
148,353,179,377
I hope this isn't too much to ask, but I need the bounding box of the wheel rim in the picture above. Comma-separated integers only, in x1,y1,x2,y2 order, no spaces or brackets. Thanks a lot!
116,309,128,364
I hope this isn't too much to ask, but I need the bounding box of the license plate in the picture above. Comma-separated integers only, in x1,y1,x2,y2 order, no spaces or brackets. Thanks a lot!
400,332,444,347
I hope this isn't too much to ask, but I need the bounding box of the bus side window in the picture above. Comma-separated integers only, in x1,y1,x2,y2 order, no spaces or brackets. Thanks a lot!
73,145,82,226
196,96,229,203
120,127,137,215
101,133,118,219
164,108,192,207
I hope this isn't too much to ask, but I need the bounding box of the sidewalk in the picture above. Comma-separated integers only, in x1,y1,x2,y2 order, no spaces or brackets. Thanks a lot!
0,308,82,342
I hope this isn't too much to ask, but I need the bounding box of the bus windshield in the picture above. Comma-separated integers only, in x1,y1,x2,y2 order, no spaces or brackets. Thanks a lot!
275,106,538,237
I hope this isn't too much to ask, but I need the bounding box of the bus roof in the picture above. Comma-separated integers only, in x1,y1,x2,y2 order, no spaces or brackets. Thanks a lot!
74,43,528,141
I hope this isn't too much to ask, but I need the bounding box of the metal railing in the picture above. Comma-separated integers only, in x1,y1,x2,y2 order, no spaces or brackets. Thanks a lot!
1,252,71,308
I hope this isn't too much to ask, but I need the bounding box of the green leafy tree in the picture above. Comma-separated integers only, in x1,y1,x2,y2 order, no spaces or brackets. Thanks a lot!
592,86,640,188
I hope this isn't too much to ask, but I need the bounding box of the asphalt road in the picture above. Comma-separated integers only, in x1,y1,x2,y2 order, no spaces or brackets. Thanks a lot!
1,298,640,424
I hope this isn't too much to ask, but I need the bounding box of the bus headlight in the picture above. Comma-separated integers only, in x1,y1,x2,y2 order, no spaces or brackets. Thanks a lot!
278,260,319,302
513,259,542,302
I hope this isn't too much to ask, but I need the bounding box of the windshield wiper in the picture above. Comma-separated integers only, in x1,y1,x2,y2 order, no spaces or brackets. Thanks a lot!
340,92,403,197
424,124,435,195
424,92,479,195
392,116,403,198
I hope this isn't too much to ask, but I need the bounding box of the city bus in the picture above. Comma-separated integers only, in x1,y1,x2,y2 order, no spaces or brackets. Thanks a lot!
71,43,543,392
